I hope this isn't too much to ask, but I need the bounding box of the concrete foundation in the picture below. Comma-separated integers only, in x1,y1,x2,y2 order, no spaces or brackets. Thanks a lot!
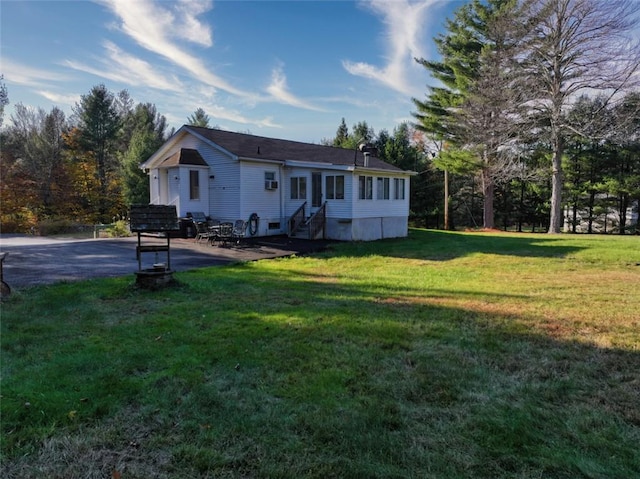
326,216,408,241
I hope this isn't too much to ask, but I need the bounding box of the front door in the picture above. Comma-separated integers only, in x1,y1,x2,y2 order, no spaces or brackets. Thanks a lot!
311,172,322,209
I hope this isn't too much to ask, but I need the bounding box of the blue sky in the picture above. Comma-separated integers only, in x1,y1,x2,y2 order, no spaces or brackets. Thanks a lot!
1,0,464,143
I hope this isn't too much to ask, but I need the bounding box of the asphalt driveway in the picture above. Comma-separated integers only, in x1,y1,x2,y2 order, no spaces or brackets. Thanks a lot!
0,235,331,291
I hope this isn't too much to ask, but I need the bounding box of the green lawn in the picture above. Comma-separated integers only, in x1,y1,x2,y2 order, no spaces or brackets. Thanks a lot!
2,229,639,478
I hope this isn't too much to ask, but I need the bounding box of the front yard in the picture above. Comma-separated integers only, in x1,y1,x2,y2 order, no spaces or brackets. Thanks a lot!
2,229,639,478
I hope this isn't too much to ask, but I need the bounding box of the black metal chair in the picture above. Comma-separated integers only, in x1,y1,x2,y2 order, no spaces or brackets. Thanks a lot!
231,220,248,245
215,222,234,246
194,220,213,244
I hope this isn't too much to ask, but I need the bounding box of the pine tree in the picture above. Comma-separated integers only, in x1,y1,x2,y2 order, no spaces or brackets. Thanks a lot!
187,108,211,128
73,84,122,221
332,118,349,147
413,0,522,229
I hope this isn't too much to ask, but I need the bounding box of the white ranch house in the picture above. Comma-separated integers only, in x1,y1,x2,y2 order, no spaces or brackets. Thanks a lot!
141,126,414,241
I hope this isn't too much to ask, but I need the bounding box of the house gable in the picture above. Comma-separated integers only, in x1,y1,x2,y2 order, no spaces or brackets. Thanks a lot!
159,148,208,167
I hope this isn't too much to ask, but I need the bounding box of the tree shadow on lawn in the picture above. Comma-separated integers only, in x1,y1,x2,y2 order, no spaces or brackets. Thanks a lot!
186,267,640,477
2,265,638,478
327,229,585,262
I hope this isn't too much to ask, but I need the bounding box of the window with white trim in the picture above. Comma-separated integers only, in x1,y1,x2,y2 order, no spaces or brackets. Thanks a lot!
394,178,405,200
359,175,373,200
377,177,390,200
325,175,345,200
189,170,200,200
290,176,307,200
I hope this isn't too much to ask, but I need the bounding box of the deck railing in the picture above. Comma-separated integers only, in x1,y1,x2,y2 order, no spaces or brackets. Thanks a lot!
288,202,306,236
308,202,326,240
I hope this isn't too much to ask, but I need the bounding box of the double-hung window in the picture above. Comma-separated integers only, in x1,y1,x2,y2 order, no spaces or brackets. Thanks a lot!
290,176,307,200
377,177,390,200
189,170,200,200
394,178,405,200
325,175,345,200
358,175,373,200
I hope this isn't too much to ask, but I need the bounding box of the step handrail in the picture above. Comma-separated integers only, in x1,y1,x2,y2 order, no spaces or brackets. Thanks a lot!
288,202,306,236
308,202,327,240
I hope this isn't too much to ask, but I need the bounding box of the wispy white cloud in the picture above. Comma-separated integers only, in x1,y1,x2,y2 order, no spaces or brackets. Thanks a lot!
343,0,442,95
99,0,252,98
155,85,282,129
64,41,183,91
174,0,214,46
36,90,81,107
2,59,69,88
201,102,282,128
266,64,325,112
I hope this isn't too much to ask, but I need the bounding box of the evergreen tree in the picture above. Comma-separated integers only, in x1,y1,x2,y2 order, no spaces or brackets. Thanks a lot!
73,84,122,221
187,107,211,128
120,103,168,206
332,118,349,147
606,92,640,233
413,0,523,229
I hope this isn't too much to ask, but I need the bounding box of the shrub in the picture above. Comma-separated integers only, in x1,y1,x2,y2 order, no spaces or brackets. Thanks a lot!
106,220,131,238
36,218,76,236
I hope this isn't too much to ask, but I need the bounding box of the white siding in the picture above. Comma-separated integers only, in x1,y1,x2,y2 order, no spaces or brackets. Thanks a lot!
178,166,209,217
284,167,310,217
324,172,353,219
352,173,409,219
167,167,180,211
149,168,160,204
283,168,354,219
183,137,241,221
239,161,284,235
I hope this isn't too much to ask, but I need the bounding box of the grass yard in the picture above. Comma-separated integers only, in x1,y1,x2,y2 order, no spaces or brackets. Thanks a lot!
1,229,639,478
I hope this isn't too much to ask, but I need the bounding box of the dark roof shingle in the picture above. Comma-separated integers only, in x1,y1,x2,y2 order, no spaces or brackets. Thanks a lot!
186,125,403,172
160,148,208,167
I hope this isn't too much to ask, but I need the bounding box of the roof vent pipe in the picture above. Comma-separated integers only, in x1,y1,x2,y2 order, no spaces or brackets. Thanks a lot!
364,151,370,167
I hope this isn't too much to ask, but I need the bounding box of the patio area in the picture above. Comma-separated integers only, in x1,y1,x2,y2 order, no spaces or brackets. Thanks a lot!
0,235,333,291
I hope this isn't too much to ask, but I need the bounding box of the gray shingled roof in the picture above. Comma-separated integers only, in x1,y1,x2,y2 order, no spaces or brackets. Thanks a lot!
186,125,404,172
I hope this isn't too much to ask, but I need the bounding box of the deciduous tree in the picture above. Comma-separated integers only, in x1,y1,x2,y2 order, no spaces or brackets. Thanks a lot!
5,104,69,217
523,0,640,233
0,75,8,129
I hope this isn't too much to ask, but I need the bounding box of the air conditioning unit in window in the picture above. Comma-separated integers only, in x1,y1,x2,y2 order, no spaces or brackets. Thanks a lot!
265,180,278,190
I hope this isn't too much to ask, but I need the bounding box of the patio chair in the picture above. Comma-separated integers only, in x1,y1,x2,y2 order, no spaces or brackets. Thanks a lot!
215,222,234,246
189,212,215,244
206,219,221,245
189,212,208,224
231,219,248,245
194,220,213,244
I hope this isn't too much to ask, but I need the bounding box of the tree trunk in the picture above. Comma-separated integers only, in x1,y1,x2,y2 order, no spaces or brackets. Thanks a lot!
444,169,450,230
548,134,564,233
587,191,596,234
619,194,629,234
517,180,525,232
482,168,494,229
